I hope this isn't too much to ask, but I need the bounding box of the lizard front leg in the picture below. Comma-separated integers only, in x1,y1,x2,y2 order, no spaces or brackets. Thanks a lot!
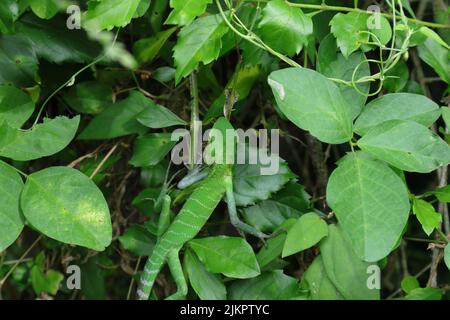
165,249,188,300
224,176,269,240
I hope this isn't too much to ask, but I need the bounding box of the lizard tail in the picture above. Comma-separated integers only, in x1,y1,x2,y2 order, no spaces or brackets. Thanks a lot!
136,244,167,300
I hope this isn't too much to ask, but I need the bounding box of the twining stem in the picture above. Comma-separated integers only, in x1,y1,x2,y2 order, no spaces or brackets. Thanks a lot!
245,0,450,29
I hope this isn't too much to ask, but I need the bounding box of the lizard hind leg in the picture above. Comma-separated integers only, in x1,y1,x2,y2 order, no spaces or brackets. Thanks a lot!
165,249,188,300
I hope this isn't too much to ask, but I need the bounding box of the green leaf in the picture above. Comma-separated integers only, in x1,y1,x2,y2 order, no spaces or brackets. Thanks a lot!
189,236,260,279
443,107,450,129
137,102,186,129
412,198,442,236
301,256,344,300
358,120,450,173
0,85,34,128
118,225,156,256
258,0,312,56
431,185,450,203
354,93,441,136
173,14,228,84
401,276,420,294
27,0,61,19
17,14,102,64
326,153,410,262
330,12,369,58
320,225,380,300
268,67,353,144
80,257,106,299
228,270,304,300
165,0,212,26
0,116,80,161
63,81,112,115
0,0,20,33
444,244,450,270
129,133,178,167
383,60,409,93
0,35,38,87
0,160,24,252
184,249,227,300
21,167,112,251
317,34,370,119
78,91,150,140
282,213,328,257
371,15,392,46
84,0,141,31
418,38,450,84
233,148,295,206
31,253,64,295
404,287,442,300
133,27,177,64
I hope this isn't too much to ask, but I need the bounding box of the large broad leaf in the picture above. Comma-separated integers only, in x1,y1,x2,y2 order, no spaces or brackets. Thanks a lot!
173,14,228,84
330,12,369,58
165,0,212,26
0,160,24,252
228,270,304,300
133,27,177,63
0,35,38,87
268,68,353,144
358,120,450,173
412,198,442,236
0,116,80,161
78,91,150,140
84,0,141,31
233,149,295,206
317,34,370,119
282,212,328,257
137,101,186,128
0,85,34,128
0,0,19,33
320,225,380,300
27,0,61,19
63,81,112,115
21,167,112,251
118,224,156,256
301,256,343,300
188,236,260,279
418,38,450,84
17,14,102,64
326,153,410,262
258,0,312,56
184,249,227,300
354,93,441,136
129,133,178,167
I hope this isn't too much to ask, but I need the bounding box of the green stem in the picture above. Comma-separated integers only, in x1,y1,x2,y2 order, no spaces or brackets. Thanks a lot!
436,228,449,243
189,72,200,170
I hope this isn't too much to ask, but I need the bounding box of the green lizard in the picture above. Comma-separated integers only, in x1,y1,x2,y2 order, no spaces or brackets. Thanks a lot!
136,117,268,300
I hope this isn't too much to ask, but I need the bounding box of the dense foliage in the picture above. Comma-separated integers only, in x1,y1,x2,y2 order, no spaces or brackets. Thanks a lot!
0,0,449,300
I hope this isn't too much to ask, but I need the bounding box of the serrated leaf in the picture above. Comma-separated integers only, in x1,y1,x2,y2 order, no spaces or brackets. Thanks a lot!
118,225,156,256
0,116,80,161
301,256,343,300
358,120,450,173
189,236,260,279
330,12,369,58
268,67,353,144
129,133,178,167
84,0,141,31
320,225,380,300
78,91,150,140
354,93,441,136
173,14,228,84
0,85,34,128
0,160,24,252
412,198,442,236
21,167,112,251
228,270,304,300
258,0,312,56
184,249,227,300
282,213,328,257
317,34,370,119
327,153,410,262
165,0,212,26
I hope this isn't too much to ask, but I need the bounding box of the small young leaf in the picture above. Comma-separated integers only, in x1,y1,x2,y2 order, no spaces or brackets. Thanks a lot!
189,236,260,279
412,198,442,236
31,253,64,295
184,249,227,300
431,185,450,203
21,167,112,251
282,213,328,257
401,276,420,294
330,12,369,58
